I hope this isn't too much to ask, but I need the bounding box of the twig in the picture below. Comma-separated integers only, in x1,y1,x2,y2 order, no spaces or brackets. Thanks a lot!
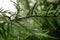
11,15,58,21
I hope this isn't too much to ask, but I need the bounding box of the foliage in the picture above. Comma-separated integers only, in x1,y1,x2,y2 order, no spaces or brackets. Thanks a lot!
0,0,60,40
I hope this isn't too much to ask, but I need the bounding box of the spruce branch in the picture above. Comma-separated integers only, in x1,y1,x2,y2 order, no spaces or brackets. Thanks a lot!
11,15,58,21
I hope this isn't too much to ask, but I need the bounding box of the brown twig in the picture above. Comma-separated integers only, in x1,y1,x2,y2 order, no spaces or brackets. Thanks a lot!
11,15,58,21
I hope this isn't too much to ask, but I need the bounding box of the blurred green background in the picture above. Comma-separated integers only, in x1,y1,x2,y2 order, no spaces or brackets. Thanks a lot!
0,0,60,40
